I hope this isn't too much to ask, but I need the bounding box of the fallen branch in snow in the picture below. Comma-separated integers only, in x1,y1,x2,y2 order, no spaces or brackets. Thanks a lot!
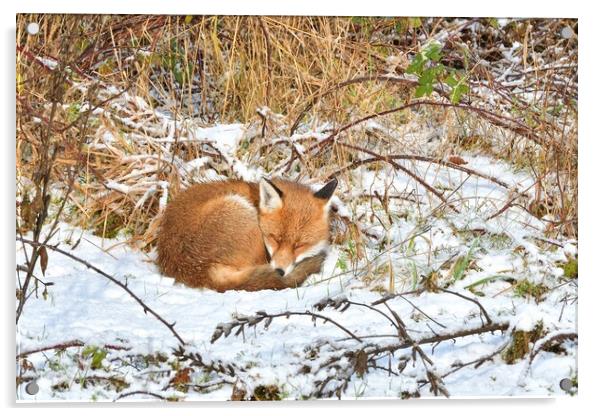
367,321,510,356
210,310,363,344
113,390,168,401
321,291,511,397
17,237,186,346
172,346,246,394
382,300,449,397
206,292,510,398
16,339,130,359
312,320,510,398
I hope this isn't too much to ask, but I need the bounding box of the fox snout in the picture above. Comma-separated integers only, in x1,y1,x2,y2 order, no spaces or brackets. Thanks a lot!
269,247,296,276
268,241,329,276
257,177,337,279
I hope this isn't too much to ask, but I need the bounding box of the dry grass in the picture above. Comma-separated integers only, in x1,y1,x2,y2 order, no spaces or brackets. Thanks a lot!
16,15,578,254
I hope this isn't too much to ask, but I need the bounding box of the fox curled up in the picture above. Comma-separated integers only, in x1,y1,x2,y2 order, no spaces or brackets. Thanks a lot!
157,177,337,292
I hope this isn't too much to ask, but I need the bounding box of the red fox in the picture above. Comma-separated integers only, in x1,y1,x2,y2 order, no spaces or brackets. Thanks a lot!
156,177,338,292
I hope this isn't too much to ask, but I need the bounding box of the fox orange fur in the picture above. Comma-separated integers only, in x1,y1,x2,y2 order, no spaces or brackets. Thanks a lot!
156,177,338,292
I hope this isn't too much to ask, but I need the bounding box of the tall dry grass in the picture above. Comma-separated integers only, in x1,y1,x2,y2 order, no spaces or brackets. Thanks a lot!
16,15,578,254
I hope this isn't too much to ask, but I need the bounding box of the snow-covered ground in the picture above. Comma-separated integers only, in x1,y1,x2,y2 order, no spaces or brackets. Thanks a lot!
15,15,579,403
16,145,577,401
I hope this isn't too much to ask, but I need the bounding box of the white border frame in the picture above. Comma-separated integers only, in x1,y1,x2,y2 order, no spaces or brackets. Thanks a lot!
3,1,597,415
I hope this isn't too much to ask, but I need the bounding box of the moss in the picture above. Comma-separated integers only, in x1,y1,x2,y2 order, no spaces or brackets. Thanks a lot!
252,384,282,401
502,321,545,364
562,258,578,279
514,280,548,302
486,233,514,250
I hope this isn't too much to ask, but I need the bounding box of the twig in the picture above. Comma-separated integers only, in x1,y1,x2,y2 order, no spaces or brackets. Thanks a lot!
211,310,362,344
438,288,493,325
517,330,577,386
328,146,519,193
17,339,130,359
368,321,509,357
434,340,510,383
290,75,420,135
113,390,168,401
303,99,554,159
396,294,447,329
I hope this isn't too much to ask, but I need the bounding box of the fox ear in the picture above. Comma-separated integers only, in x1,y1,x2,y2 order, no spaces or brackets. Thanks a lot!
314,178,338,201
259,178,283,212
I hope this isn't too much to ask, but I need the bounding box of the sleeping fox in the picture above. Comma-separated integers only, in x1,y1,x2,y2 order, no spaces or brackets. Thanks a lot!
156,177,338,292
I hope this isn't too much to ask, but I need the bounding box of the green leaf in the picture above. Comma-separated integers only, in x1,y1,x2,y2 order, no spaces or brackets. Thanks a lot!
452,238,479,281
450,82,469,104
336,255,348,272
415,84,433,98
82,346,108,370
444,73,459,87
406,54,425,75
91,349,107,370
184,15,193,24
424,43,442,62
418,70,435,86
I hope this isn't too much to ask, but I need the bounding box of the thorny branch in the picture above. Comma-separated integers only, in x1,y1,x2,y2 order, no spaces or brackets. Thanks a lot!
17,339,130,359
204,292,510,398
210,309,363,344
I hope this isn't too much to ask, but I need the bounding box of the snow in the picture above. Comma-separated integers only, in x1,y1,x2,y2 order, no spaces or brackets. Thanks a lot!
16,106,577,401
16,71,577,402
36,56,58,70
104,180,130,194
16,195,577,402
